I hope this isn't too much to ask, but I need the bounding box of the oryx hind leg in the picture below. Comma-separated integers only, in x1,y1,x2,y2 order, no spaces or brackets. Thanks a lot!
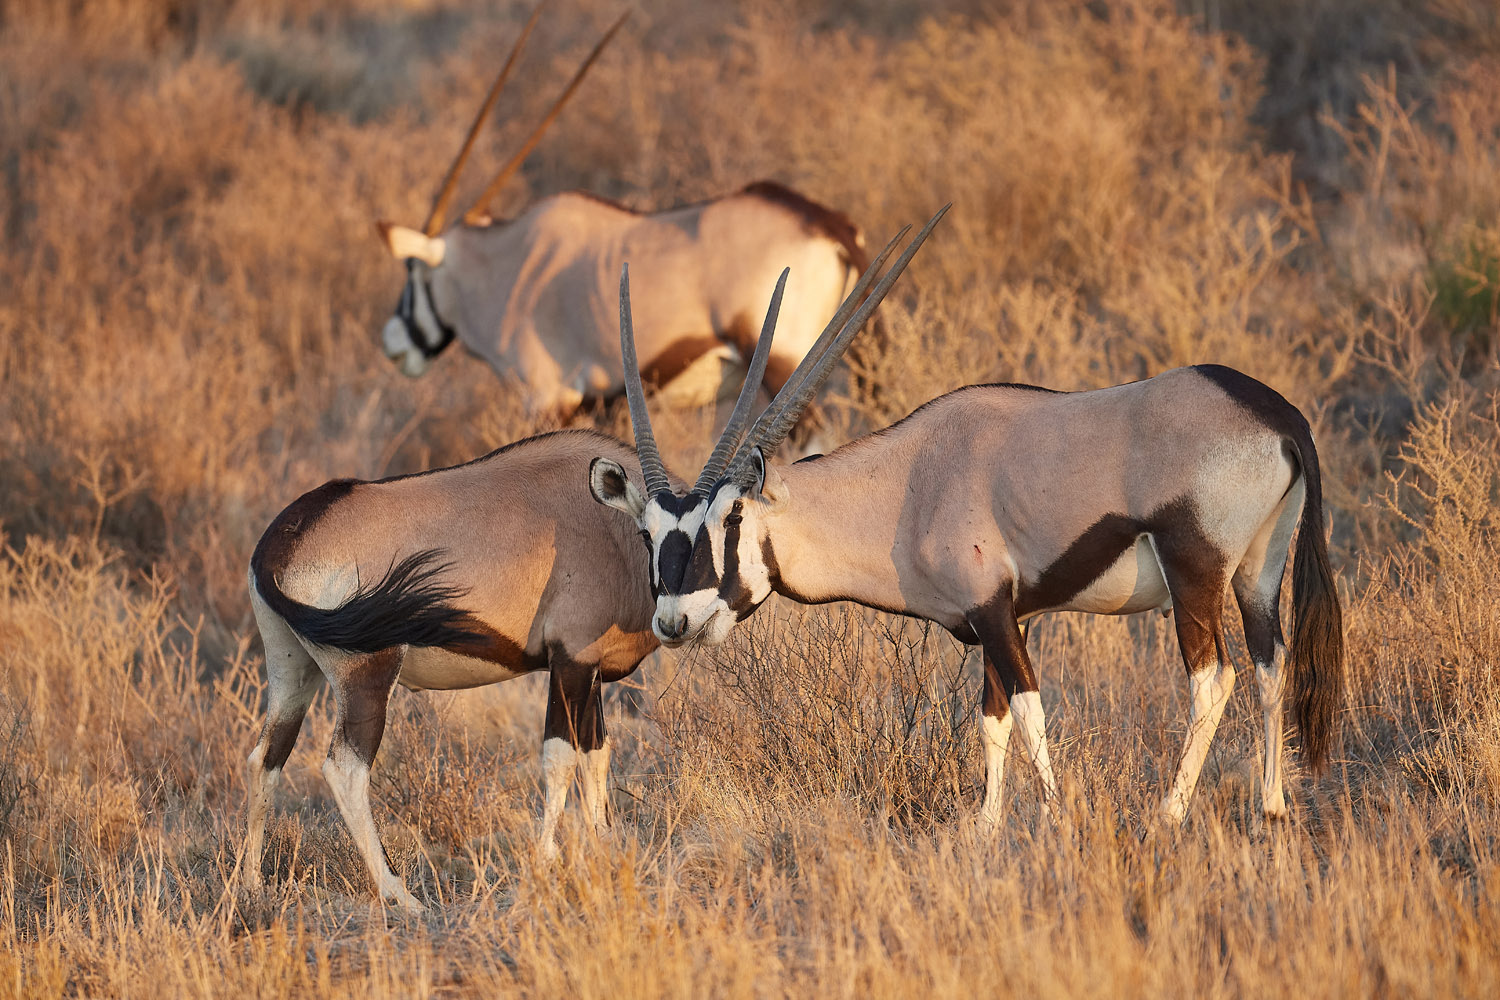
969,592,1058,829
539,656,609,861
244,594,324,890
1155,536,1235,824
1232,479,1304,820
316,646,421,911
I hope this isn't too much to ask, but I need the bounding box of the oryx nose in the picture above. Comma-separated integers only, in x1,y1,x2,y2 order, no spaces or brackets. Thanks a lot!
656,613,689,640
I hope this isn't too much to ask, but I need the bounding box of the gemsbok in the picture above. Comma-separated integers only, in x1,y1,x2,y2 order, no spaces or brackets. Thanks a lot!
591,211,1345,829
378,1,868,432
242,269,794,910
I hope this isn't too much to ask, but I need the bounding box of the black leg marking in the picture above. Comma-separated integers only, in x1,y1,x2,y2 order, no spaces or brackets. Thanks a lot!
1152,531,1229,675
545,656,605,753
968,589,1038,699
333,648,403,766
1232,587,1283,670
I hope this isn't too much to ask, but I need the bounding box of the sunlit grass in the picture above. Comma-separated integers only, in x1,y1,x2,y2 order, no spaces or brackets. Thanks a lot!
2,0,1499,996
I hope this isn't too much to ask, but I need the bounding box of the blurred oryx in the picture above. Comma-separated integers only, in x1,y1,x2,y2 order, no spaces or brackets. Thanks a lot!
377,1,867,430
592,207,1345,830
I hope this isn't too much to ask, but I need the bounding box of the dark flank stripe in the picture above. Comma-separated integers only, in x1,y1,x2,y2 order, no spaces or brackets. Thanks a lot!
1015,496,1211,618
642,334,724,386
442,620,548,673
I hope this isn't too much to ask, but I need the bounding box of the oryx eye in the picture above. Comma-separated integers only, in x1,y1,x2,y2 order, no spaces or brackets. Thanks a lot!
724,512,743,527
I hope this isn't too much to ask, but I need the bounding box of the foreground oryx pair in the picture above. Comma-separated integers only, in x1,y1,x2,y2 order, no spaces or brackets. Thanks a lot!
242,208,1343,909
238,214,937,910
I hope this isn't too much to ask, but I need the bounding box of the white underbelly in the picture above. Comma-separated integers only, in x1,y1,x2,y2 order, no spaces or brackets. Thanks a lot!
1064,535,1173,616
397,645,530,692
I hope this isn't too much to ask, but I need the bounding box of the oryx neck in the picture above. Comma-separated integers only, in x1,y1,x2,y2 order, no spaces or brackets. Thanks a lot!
763,445,914,612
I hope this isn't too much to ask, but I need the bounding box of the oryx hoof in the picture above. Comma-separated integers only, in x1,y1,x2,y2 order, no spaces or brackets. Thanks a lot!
378,878,425,913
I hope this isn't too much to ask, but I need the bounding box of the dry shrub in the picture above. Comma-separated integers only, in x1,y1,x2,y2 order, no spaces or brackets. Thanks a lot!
370,691,527,857
655,606,976,827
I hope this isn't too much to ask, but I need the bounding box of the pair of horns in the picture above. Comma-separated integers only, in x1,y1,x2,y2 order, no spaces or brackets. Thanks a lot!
619,204,950,498
421,1,629,238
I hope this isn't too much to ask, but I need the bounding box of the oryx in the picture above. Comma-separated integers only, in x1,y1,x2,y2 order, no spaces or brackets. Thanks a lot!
244,433,665,910
377,2,867,430
590,210,1345,828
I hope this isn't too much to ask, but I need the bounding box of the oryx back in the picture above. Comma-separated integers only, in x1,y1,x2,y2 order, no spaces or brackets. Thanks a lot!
420,184,864,417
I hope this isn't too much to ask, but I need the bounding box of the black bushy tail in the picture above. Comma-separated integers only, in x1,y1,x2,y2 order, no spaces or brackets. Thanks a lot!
1287,429,1345,773
254,549,487,654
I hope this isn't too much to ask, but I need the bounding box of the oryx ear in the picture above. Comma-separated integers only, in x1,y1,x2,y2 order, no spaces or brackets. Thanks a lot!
750,447,790,504
589,457,646,519
376,220,446,267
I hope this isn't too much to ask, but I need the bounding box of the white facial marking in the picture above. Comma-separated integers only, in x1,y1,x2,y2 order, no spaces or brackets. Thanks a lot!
381,317,430,377
646,485,774,646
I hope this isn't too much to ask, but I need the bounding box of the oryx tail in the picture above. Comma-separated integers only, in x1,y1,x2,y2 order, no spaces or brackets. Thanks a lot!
252,540,485,654
1288,420,1343,773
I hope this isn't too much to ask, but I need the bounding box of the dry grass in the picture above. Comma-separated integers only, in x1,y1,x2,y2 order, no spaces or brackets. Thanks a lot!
2,0,1499,995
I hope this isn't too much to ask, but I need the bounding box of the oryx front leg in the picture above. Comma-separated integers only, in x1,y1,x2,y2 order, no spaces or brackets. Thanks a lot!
320,648,422,911
539,658,608,860
970,595,1057,828
977,662,1014,833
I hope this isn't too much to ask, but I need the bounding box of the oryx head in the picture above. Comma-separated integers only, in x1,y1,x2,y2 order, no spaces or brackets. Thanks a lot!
590,207,949,646
376,1,628,378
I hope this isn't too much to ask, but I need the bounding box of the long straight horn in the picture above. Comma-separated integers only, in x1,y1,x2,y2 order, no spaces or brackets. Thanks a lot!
718,221,909,462
462,10,630,226
691,268,789,497
618,264,671,496
730,204,950,480
421,1,548,237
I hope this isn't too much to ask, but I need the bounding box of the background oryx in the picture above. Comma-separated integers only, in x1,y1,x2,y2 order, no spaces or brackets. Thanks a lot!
244,431,669,910
377,2,867,429
591,213,1344,829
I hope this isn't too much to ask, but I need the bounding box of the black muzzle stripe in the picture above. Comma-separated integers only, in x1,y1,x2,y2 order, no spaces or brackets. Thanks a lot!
658,529,693,593
397,261,456,358
718,515,757,616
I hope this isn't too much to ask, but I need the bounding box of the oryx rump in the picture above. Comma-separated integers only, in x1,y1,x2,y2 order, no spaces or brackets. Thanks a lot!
592,210,1344,828
243,430,667,910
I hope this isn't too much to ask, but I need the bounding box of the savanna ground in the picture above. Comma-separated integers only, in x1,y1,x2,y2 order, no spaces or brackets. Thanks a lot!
2,0,1499,995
